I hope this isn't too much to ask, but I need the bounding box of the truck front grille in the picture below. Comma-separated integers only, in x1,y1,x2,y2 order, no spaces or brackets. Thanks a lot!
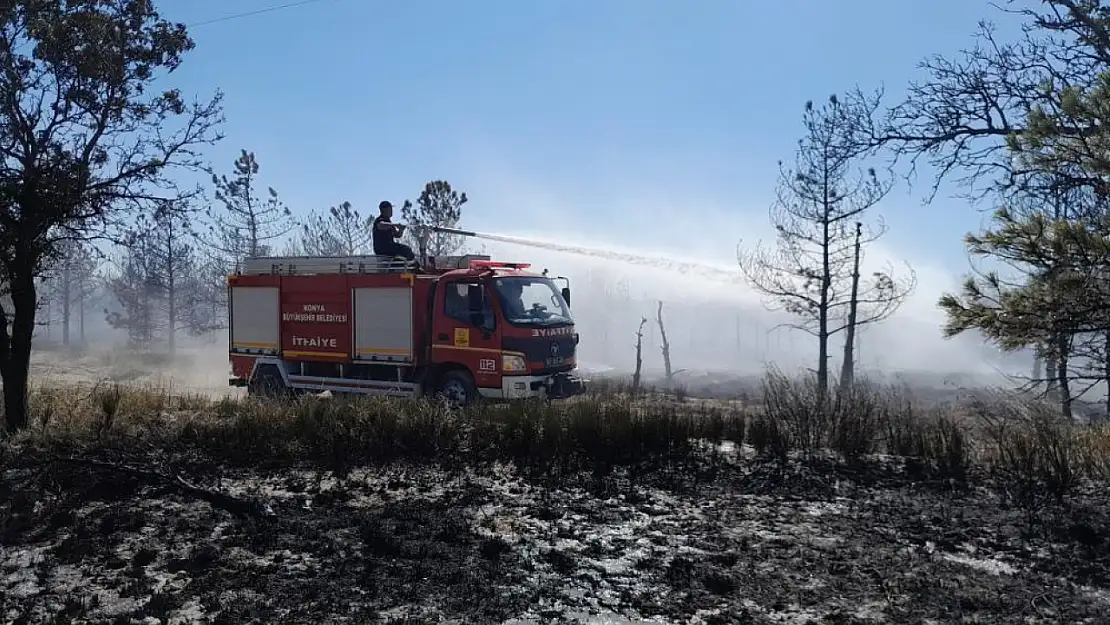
502,336,577,373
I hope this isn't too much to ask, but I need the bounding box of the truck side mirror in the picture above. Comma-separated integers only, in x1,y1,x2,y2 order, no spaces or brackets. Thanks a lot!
561,287,571,308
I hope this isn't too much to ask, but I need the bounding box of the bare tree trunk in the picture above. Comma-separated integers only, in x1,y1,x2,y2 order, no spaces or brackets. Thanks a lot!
1035,337,1055,404
817,198,831,399
656,301,673,386
839,222,862,391
167,276,175,355
1056,333,1072,420
1103,331,1110,422
61,262,72,346
632,317,647,394
142,282,154,350
167,226,176,356
2,267,38,433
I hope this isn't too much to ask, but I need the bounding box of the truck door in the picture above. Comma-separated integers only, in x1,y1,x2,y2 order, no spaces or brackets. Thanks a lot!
432,278,501,392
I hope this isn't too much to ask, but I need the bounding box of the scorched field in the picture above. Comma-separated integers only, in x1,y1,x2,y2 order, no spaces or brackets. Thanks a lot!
2,365,1110,624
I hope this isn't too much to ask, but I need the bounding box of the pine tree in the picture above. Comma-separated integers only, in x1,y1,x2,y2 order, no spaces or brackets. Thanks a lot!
401,180,469,262
145,206,213,354
105,232,160,349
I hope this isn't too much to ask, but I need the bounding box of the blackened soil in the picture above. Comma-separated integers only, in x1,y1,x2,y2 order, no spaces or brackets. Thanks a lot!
2,452,1109,624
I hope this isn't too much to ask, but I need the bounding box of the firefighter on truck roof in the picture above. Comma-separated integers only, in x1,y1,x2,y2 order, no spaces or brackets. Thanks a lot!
373,200,418,267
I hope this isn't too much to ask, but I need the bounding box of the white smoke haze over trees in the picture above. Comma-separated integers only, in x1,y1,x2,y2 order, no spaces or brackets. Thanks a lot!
36,233,1012,383
472,240,1014,378
32,182,1019,396
27,150,1025,401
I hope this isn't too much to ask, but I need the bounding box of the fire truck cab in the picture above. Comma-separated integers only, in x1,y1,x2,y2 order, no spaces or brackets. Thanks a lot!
227,254,587,405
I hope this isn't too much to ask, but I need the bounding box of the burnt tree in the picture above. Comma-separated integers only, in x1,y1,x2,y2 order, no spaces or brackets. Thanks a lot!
657,301,674,385
867,2,1107,201
293,201,374,256
206,150,293,267
632,316,647,394
839,222,863,390
39,241,97,347
738,93,915,398
194,255,229,335
69,243,99,345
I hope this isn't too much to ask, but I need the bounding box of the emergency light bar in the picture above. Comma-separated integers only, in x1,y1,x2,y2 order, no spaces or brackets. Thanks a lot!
469,260,532,270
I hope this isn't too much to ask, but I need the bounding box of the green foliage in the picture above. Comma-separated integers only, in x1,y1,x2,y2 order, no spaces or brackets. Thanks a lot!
886,1,1110,412
938,208,1110,352
1010,70,1110,187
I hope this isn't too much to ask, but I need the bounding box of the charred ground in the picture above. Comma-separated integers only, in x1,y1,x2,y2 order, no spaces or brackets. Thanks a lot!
2,374,1110,624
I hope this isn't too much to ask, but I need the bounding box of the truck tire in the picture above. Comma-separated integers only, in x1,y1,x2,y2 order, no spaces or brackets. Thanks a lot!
435,369,477,408
248,365,287,399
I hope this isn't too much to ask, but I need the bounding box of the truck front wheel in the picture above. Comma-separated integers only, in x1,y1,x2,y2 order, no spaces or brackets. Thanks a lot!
435,369,477,408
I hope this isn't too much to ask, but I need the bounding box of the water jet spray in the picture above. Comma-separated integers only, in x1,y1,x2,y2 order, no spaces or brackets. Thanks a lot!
428,226,746,284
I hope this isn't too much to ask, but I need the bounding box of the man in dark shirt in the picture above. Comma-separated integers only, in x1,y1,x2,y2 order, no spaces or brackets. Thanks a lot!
372,200,417,267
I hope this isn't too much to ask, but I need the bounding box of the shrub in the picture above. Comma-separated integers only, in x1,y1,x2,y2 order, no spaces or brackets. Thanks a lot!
973,394,1084,511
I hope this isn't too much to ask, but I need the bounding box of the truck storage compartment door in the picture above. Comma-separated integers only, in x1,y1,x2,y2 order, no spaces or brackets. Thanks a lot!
280,280,351,360
353,287,414,362
230,286,280,355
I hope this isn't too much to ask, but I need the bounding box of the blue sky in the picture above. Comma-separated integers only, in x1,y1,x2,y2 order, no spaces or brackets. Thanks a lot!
162,0,1014,259
157,0,1034,372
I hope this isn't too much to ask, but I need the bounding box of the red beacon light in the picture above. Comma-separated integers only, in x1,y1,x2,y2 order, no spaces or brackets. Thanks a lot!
469,260,531,270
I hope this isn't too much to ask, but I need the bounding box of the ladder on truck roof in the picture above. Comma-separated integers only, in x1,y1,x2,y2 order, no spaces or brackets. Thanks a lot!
238,254,491,276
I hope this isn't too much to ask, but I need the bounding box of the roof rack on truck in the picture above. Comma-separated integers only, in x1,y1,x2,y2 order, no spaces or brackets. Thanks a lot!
469,259,531,270
237,254,492,276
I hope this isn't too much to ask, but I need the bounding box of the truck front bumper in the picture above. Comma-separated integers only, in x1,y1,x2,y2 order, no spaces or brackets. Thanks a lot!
492,371,589,400
544,371,588,399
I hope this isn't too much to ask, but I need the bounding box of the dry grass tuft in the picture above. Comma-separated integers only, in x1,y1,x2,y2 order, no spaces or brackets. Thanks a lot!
6,370,1110,509
9,383,745,483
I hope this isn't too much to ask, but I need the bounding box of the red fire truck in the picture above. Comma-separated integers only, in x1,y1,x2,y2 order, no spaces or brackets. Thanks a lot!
227,254,586,405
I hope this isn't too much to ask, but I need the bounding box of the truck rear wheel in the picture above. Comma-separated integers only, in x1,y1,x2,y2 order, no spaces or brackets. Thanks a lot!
248,365,287,399
435,369,477,408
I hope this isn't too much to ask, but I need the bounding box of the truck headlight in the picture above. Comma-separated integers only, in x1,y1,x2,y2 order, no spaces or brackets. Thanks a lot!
502,353,527,373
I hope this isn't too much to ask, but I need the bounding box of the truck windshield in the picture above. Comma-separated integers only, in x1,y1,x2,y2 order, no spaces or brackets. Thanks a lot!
493,277,573,327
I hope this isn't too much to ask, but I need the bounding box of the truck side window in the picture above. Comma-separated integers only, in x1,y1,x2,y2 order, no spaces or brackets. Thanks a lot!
444,283,493,327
